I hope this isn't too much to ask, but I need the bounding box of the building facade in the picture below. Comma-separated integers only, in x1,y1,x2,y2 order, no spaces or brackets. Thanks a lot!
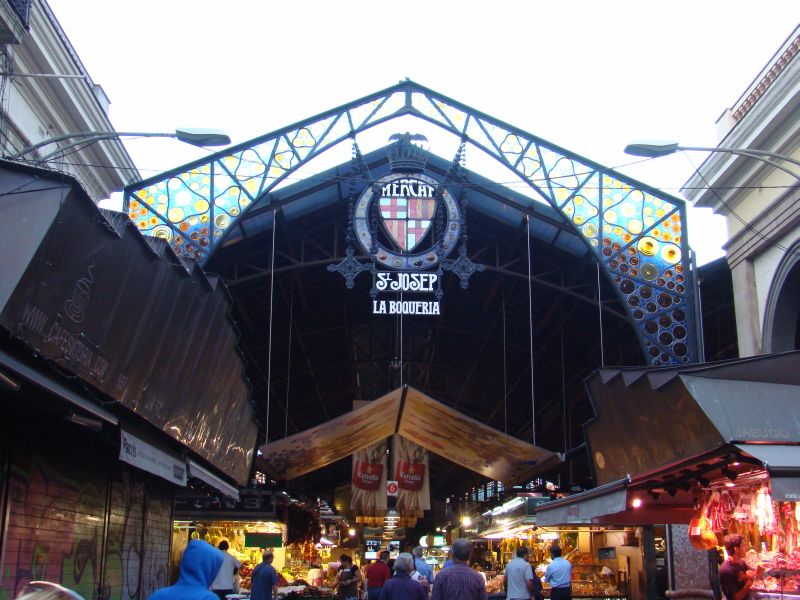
684,26,800,356
0,0,137,201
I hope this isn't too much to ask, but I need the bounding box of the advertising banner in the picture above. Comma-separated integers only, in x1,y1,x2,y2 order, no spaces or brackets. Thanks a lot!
351,439,388,516
392,435,430,516
0,176,258,484
119,430,187,486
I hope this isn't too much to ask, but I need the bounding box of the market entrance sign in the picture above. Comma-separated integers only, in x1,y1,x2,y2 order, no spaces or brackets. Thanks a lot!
329,135,485,314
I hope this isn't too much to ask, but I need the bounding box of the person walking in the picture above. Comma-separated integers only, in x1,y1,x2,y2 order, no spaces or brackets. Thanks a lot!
211,540,242,600
250,551,279,600
430,538,486,600
379,553,427,600
412,547,434,590
366,551,392,600
504,546,540,600
149,539,223,600
544,545,572,600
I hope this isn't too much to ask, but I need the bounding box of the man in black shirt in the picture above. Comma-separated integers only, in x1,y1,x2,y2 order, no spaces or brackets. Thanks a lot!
719,534,758,600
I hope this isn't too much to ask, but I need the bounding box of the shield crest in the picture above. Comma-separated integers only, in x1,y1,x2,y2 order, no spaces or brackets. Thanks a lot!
380,197,436,252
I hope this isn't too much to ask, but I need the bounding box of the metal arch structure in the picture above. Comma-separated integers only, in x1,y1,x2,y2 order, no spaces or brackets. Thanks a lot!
123,80,698,366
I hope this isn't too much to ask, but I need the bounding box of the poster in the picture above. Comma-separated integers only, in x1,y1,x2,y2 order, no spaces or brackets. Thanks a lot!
351,439,388,516
392,435,430,516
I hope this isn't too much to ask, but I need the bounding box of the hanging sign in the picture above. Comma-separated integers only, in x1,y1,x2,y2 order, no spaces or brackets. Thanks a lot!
392,436,430,515
351,439,389,515
328,136,485,314
355,172,459,316
119,430,187,486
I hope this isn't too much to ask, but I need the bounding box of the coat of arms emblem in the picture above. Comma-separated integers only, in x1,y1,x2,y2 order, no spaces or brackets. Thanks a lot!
354,172,462,270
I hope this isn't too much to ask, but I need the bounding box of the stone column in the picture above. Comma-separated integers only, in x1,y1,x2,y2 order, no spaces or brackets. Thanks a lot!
730,259,762,356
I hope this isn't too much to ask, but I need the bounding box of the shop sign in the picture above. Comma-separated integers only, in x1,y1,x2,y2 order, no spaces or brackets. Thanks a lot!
119,430,187,486
244,532,282,548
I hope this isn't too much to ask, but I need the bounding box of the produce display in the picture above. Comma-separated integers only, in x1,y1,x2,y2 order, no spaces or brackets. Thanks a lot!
283,589,335,600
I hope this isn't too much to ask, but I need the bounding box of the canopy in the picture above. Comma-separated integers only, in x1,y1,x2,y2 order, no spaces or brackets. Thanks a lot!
0,161,258,484
584,351,800,486
258,385,560,483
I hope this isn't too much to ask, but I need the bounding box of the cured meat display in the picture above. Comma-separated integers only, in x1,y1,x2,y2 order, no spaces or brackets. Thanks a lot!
689,483,800,593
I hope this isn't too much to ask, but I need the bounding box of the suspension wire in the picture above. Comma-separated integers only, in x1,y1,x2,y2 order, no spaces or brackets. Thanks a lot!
265,209,277,445
400,292,404,388
526,214,536,447
596,261,605,367
560,309,567,455
502,282,508,434
284,280,295,438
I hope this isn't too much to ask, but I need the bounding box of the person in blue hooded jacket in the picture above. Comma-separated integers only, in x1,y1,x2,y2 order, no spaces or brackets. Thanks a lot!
150,539,224,600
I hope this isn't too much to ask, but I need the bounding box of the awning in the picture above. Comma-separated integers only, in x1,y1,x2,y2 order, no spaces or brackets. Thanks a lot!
535,479,629,526
0,162,259,484
188,459,240,501
480,516,537,538
583,351,800,486
259,385,561,484
736,444,800,501
0,348,118,425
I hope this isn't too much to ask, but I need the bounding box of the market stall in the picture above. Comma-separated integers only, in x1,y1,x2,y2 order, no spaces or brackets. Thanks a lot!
580,351,800,597
171,520,287,587
481,527,634,600
682,450,800,597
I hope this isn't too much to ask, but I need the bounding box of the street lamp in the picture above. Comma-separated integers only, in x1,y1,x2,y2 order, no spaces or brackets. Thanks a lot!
10,127,231,161
624,140,800,182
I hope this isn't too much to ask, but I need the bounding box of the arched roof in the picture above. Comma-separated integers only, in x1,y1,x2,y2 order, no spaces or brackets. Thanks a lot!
123,80,698,368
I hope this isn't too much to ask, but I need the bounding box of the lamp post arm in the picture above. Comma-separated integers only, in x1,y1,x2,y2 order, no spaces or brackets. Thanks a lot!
679,145,800,177
11,131,177,159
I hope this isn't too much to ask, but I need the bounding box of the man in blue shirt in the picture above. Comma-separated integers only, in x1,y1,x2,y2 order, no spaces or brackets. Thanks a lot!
251,551,278,600
544,545,572,600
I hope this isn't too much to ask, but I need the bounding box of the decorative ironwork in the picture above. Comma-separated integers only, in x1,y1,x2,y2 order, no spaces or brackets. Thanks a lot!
123,80,697,366
441,187,484,289
328,140,374,288
443,243,486,289
327,246,372,289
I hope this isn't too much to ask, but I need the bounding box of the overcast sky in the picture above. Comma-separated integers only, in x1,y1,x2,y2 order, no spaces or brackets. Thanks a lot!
47,1,800,265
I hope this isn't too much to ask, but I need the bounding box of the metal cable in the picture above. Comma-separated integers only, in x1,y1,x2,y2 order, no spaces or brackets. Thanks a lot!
399,292,404,388
526,214,536,446
285,280,294,437
596,261,605,367
265,209,277,445
502,283,508,434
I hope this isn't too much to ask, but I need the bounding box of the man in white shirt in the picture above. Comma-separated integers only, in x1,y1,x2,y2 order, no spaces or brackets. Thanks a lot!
504,546,538,600
211,540,242,600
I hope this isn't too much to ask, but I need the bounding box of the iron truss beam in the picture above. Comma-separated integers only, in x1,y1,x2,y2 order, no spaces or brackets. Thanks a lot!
123,80,698,365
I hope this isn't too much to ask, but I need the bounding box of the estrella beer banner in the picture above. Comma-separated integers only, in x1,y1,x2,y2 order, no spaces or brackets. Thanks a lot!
351,439,388,515
392,435,430,515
